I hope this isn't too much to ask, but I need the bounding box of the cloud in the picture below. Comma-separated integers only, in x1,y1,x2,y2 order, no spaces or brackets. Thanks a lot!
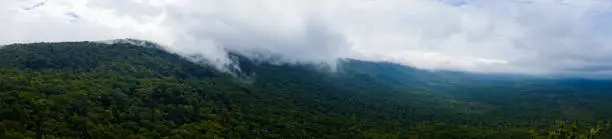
1,0,612,76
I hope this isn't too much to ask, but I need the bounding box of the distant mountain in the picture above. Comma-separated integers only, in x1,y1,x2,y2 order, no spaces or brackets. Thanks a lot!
0,40,610,138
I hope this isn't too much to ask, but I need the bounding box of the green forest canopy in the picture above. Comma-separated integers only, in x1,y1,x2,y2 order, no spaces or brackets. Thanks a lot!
0,41,611,138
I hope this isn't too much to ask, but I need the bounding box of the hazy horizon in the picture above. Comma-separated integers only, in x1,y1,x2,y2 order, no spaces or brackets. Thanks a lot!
2,0,612,77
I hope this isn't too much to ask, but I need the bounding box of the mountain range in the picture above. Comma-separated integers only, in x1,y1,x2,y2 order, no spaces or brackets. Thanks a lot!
0,40,610,138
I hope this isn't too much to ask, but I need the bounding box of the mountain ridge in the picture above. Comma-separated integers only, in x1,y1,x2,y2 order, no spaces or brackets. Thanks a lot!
0,40,610,138
0,39,585,80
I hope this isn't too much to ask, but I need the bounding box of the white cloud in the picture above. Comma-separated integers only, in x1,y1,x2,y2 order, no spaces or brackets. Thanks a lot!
2,0,612,76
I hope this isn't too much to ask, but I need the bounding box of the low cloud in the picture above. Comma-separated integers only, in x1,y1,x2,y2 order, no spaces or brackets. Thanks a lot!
2,0,612,76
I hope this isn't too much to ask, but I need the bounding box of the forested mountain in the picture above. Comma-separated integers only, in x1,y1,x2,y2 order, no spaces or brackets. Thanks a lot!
0,41,611,138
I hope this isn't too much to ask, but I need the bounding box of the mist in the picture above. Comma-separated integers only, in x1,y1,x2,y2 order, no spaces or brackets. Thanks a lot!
2,0,612,76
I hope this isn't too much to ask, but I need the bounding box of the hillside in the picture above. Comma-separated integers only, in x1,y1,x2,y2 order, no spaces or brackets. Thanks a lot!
0,41,611,138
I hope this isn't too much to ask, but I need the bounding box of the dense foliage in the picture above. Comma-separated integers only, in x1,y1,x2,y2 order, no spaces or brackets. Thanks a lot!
0,41,611,138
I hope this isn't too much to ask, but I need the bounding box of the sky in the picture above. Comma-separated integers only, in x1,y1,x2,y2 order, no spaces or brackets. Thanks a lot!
2,0,612,77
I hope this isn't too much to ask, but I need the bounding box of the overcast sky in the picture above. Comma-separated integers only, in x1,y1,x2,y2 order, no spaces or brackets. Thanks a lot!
2,0,612,76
